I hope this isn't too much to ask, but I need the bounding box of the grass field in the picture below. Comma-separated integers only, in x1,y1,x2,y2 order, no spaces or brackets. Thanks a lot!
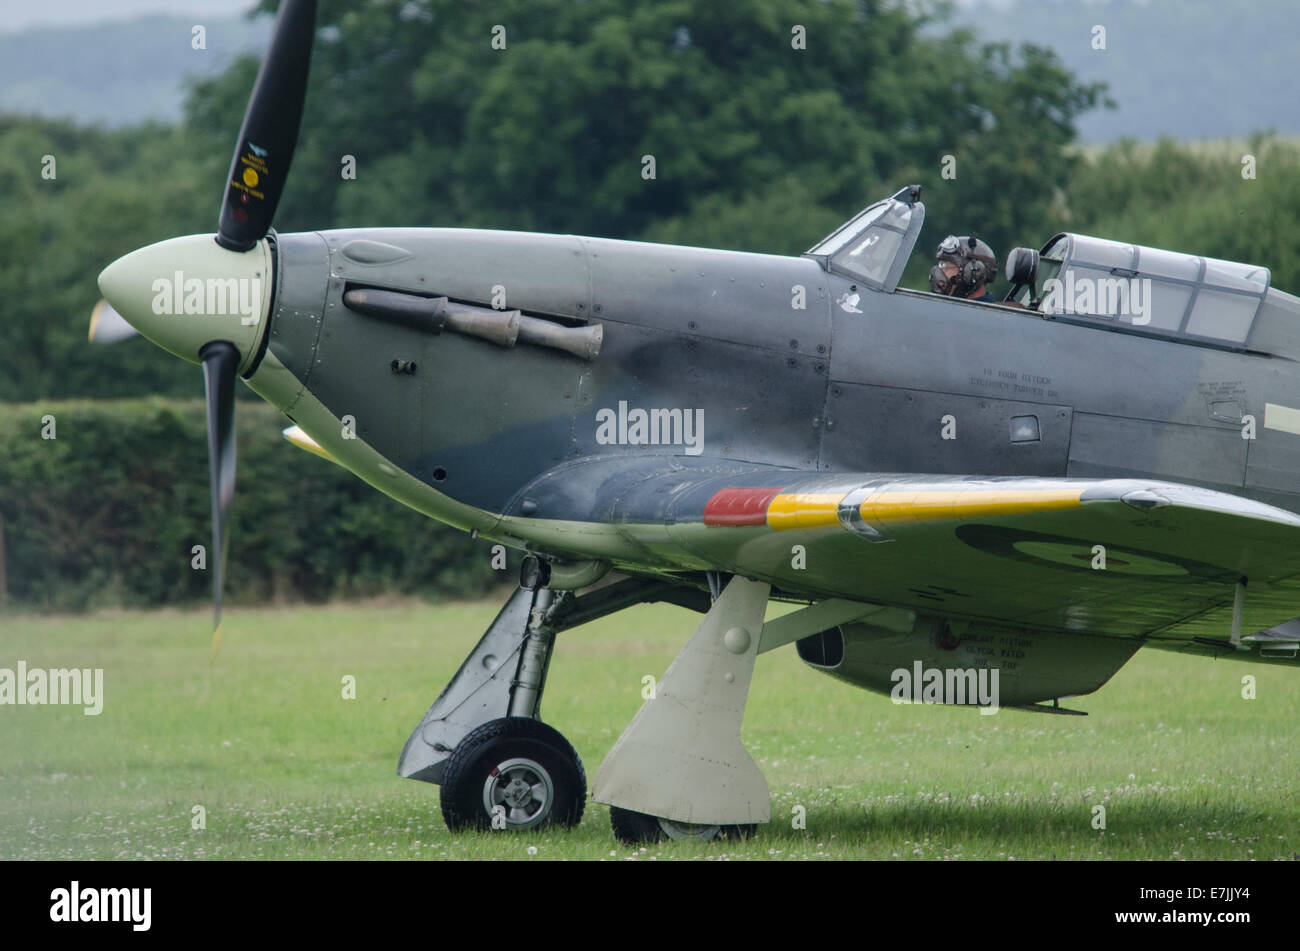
2,597,1297,861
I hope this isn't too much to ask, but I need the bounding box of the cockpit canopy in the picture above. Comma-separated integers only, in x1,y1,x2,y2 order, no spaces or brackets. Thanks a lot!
809,185,1298,355
805,185,924,292
1006,233,1272,347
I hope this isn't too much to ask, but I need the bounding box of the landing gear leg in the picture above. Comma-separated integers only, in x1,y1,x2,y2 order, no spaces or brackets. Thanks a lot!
396,584,584,831
399,574,702,833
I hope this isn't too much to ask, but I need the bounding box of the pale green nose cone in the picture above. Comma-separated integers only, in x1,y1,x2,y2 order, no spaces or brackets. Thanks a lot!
98,234,272,371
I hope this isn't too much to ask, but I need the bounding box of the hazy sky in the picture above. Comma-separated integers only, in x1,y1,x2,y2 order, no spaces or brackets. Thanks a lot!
0,0,258,33
0,0,1017,34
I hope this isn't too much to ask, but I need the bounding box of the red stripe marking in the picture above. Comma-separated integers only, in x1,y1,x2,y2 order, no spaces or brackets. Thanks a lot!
703,486,786,526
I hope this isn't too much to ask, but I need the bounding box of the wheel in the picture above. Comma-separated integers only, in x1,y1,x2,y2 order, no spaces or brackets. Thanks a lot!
610,806,758,844
439,717,586,832
610,806,663,844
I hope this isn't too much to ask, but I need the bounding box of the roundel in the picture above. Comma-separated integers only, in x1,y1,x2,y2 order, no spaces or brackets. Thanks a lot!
954,524,1232,584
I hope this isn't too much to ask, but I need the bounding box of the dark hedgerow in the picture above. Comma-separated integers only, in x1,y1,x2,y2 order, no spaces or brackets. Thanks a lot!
0,399,501,612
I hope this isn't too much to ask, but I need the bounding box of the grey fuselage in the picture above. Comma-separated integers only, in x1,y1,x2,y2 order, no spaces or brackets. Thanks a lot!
259,227,1300,532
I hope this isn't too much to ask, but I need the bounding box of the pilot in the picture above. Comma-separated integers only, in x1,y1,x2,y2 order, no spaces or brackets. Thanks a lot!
929,235,997,303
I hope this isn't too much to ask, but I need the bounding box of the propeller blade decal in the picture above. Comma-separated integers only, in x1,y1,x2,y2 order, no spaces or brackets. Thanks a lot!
216,0,316,251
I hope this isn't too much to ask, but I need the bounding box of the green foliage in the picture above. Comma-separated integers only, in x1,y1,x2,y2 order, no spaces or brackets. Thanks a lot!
0,116,213,402
0,400,500,611
196,0,1103,260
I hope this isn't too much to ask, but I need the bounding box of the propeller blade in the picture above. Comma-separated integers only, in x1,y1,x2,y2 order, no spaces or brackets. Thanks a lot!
88,299,140,344
216,0,316,251
200,342,239,656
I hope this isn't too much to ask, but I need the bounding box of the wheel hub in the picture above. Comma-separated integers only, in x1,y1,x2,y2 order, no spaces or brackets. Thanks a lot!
483,757,554,829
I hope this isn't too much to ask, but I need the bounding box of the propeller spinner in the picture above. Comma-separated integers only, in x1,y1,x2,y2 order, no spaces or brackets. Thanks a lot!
94,0,316,650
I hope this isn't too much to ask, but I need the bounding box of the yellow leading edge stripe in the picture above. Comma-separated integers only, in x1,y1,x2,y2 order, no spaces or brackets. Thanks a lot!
766,492,844,530
766,487,1084,531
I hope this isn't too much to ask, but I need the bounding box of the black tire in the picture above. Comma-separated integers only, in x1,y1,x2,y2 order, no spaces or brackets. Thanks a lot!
609,806,758,844
439,717,586,832
610,806,664,844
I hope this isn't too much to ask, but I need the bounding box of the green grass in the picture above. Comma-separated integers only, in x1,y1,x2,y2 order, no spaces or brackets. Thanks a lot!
1,598,1297,860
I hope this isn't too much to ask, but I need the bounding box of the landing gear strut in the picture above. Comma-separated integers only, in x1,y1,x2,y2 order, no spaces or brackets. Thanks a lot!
398,583,584,832
398,571,706,833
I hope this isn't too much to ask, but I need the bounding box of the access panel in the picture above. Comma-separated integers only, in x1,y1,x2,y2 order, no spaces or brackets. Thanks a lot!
821,383,1073,476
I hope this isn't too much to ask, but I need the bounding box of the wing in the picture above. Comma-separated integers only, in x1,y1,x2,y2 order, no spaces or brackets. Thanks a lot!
516,458,1300,663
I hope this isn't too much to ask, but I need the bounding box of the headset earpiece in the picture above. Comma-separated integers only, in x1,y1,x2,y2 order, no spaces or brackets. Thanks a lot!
962,258,988,292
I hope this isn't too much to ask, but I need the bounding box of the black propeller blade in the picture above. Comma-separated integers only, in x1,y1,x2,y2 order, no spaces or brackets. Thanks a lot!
200,342,239,655
216,0,316,251
199,0,315,652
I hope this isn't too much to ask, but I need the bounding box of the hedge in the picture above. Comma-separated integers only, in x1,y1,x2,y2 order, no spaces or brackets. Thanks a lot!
0,399,503,612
